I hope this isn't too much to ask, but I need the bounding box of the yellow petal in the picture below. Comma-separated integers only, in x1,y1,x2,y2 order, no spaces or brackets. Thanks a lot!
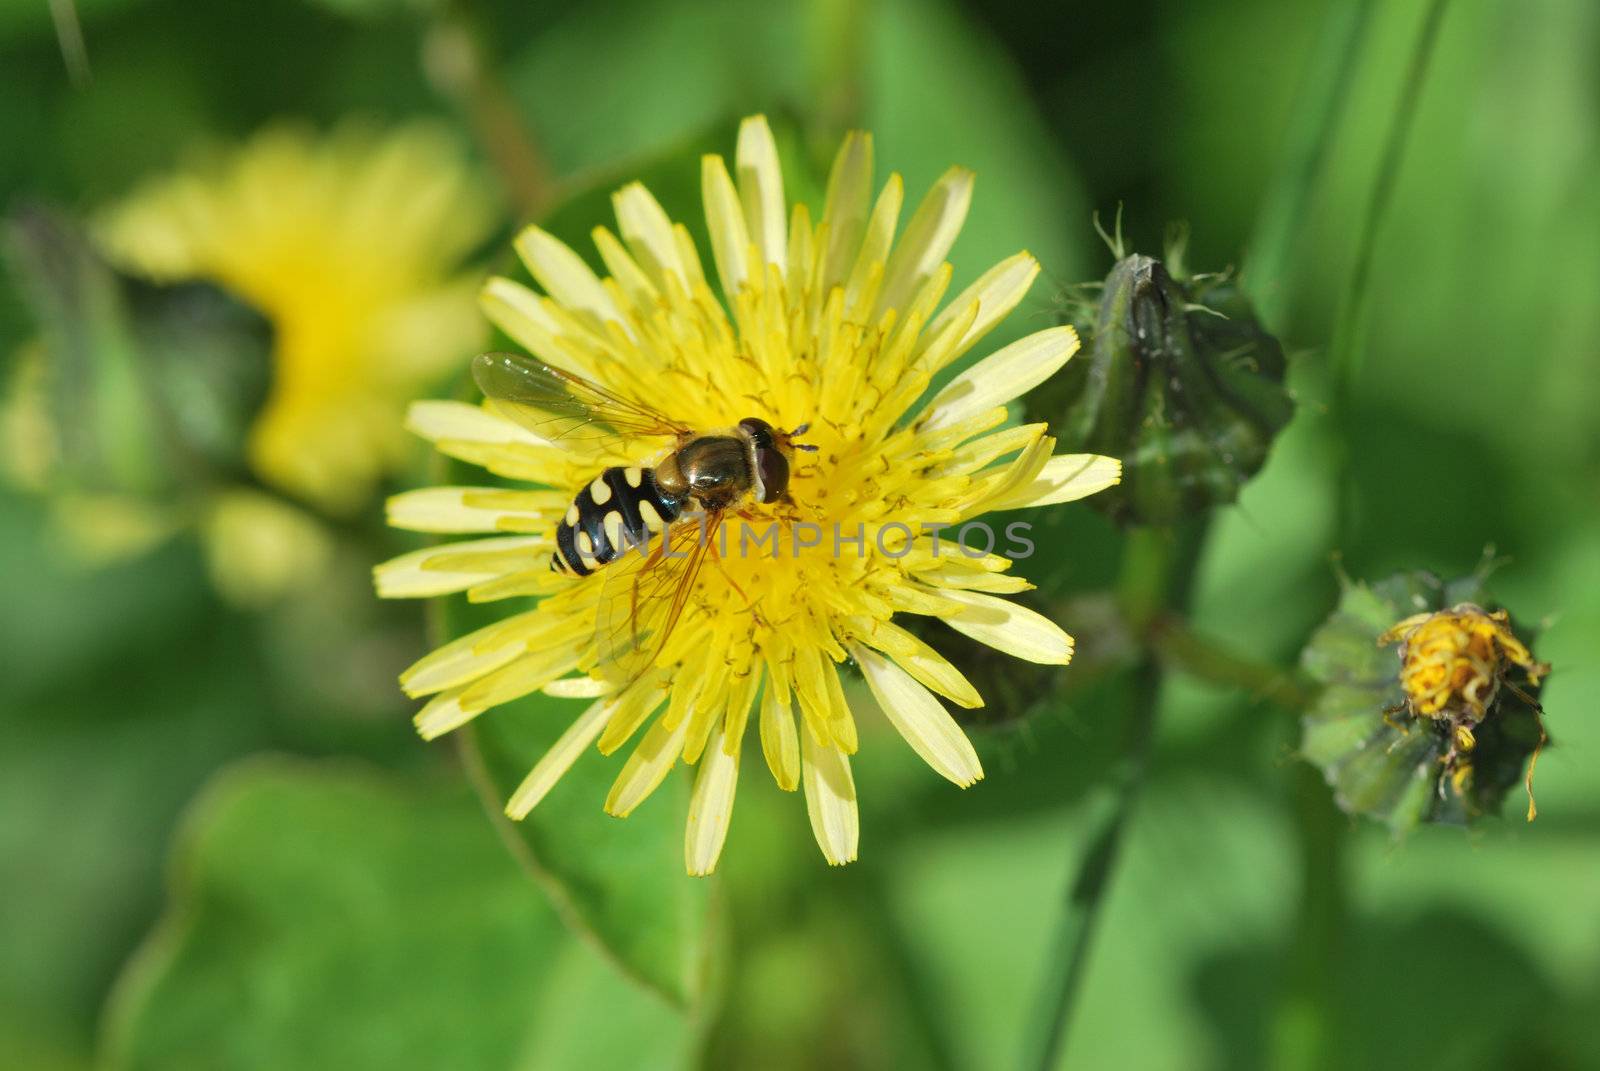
505,697,614,819
513,225,622,327
820,130,873,291
404,400,546,448
920,325,1079,433
414,686,472,740
685,720,741,876
802,733,858,866
940,588,1075,665
385,487,550,534
702,153,752,301
591,225,659,309
374,534,546,598
543,676,617,698
855,646,983,787
759,682,800,791
844,173,904,316
458,644,582,712
989,453,1123,511
399,607,543,696
876,166,973,318
856,622,983,709
597,673,671,754
919,252,1041,371
612,181,685,287
606,715,689,817
735,114,787,271
479,277,591,376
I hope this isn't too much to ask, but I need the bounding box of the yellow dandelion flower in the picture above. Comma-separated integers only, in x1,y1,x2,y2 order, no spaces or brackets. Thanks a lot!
376,115,1121,874
98,122,493,512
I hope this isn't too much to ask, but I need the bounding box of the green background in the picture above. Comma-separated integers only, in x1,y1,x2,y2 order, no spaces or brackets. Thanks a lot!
2,0,1597,1068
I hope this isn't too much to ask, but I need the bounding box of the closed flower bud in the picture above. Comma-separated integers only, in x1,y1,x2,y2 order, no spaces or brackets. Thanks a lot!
1300,569,1549,833
1029,252,1291,526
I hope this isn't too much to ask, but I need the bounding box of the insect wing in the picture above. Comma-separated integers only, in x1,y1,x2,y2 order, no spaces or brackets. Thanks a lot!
589,512,718,685
472,351,693,451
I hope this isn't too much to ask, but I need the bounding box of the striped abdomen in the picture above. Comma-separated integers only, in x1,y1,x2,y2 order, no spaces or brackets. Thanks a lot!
553,466,683,576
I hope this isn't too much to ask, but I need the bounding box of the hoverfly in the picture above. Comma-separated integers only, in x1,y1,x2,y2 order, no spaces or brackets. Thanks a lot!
472,351,815,682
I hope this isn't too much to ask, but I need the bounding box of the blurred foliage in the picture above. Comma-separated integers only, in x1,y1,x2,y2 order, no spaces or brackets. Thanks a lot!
4,205,272,495
101,758,691,1071
2,0,1598,1069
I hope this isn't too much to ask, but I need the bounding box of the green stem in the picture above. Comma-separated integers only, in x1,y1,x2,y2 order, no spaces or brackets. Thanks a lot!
1270,766,1349,1071
47,0,92,87
1149,614,1320,711
1273,6,1452,1067
853,866,962,1071
1024,662,1161,1071
1328,0,1451,538
1244,0,1376,333
1023,525,1198,1070
424,1,556,220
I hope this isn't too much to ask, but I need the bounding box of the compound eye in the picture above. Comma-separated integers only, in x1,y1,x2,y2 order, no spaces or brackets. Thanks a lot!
754,448,789,503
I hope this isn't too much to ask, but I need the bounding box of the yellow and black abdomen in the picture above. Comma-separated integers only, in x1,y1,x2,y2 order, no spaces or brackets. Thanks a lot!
553,466,683,576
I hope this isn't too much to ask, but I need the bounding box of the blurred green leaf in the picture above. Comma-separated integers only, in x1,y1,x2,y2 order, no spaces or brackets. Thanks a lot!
5,205,165,494
3,205,272,493
0,503,265,1067
102,758,692,1071
500,0,1089,333
446,592,713,1012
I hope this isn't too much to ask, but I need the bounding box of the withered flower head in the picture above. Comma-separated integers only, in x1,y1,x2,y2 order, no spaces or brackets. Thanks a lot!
1301,571,1550,832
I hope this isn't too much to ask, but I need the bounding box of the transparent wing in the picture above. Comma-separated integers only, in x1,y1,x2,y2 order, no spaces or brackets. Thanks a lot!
588,512,719,686
472,351,694,451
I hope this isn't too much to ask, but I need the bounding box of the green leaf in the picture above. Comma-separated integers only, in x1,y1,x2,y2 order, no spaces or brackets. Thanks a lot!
444,594,713,1012
102,758,693,1071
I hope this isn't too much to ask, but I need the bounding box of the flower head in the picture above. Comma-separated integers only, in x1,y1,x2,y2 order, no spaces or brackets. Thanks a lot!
98,123,493,512
1301,570,1550,831
377,116,1120,873
1378,602,1549,807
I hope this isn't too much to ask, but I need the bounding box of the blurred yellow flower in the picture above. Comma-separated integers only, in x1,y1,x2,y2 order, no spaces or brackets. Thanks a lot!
375,115,1120,874
98,122,494,512
201,488,336,608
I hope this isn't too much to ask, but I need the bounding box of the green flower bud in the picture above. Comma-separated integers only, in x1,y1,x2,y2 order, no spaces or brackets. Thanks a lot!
1029,252,1291,526
1299,569,1549,833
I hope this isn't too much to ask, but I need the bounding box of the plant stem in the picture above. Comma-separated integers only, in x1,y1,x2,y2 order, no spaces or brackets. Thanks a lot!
1272,6,1452,1068
1244,0,1376,333
1328,0,1451,536
1149,613,1319,711
424,2,555,221
1023,525,1198,1070
1023,661,1161,1071
1269,766,1349,1071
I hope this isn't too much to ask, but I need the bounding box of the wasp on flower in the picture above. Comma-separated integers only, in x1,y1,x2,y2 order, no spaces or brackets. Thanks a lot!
376,115,1121,874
